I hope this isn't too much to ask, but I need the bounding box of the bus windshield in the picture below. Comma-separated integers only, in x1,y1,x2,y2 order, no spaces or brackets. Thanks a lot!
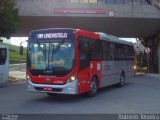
27,40,75,76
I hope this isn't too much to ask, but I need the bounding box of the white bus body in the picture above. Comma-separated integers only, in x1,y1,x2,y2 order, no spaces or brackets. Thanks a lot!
0,45,9,83
96,32,134,87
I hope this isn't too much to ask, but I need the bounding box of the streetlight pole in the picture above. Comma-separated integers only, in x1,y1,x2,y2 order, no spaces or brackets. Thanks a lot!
19,40,27,63
20,41,23,64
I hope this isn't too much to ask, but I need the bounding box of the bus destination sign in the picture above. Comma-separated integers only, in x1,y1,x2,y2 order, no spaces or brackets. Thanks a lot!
37,33,68,39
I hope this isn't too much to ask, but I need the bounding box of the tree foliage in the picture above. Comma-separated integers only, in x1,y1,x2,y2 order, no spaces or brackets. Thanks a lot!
0,0,21,39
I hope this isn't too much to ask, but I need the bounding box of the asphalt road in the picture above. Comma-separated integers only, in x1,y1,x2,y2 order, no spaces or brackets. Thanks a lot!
0,74,160,114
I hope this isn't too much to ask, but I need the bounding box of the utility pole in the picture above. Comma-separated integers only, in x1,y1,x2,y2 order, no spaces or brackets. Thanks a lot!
145,47,150,73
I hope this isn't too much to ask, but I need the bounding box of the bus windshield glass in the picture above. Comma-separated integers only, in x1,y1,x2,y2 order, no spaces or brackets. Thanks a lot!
27,40,75,75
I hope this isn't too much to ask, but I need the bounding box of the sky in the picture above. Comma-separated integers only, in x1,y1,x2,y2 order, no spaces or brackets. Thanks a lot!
3,37,137,47
3,37,28,47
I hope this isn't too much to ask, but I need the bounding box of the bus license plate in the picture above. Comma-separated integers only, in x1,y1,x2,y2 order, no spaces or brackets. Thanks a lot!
44,87,52,91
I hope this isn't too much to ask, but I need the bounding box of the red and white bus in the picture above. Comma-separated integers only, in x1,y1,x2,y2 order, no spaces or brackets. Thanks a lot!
26,28,134,96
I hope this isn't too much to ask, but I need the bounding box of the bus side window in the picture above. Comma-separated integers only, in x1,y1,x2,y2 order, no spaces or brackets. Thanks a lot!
110,43,115,61
103,41,112,61
78,37,89,71
124,45,133,60
0,48,7,65
114,43,124,60
89,40,103,61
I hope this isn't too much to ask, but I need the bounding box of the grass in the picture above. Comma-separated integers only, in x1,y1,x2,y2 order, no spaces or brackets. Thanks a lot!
0,42,27,64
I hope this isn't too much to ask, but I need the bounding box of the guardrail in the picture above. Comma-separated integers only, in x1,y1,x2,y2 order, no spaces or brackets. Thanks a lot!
98,0,160,5
18,0,160,5
9,59,26,64
9,63,26,66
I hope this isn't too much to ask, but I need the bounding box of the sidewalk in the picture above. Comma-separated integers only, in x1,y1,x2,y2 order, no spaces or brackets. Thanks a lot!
7,63,26,83
7,71,26,83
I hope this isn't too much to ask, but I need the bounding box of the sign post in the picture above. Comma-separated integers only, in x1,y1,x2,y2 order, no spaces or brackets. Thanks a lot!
145,47,150,73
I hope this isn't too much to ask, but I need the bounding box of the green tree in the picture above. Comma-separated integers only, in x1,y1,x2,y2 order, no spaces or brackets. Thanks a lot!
0,0,21,39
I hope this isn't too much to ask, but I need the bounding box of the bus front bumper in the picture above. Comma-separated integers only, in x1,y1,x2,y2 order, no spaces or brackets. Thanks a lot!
27,79,78,95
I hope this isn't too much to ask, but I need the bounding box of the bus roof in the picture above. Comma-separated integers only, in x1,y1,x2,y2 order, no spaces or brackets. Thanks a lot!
30,28,74,33
95,32,133,46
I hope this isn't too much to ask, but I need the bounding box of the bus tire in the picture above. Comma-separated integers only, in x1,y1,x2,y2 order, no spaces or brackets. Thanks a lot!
119,73,125,87
87,76,98,97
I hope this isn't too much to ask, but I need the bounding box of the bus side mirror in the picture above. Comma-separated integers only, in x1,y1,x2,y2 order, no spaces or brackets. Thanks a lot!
20,46,23,55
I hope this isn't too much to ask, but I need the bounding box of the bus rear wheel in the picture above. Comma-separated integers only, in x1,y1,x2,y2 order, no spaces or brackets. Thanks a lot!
119,73,125,87
87,77,98,97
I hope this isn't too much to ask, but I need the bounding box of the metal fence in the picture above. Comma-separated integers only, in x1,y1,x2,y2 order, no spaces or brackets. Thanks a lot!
18,0,160,4
98,0,160,4
62,0,160,4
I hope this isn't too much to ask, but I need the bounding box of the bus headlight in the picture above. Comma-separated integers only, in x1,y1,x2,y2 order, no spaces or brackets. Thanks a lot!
134,65,137,70
68,74,77,83
26,74,31,81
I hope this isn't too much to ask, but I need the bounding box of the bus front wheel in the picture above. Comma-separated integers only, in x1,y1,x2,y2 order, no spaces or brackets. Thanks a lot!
87,77,98,97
